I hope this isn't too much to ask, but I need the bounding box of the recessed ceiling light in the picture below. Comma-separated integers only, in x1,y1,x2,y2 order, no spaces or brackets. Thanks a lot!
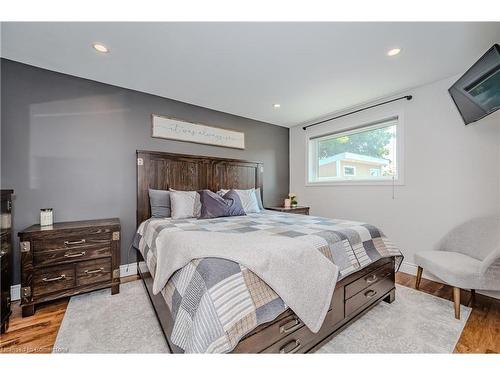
387,48,401,57
273,103,281,108
93,43,109,53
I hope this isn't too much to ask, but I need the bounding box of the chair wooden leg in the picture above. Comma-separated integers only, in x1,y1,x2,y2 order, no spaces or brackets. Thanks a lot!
453,287,461,320
415,266,423,290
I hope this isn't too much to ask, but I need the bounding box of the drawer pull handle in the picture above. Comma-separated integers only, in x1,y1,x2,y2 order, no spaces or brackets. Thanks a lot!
64,251,86,258
85,267,104,274
64,239,86,246
364,289,377,299
365,274,378,284
42,274,66,282
279,318,302,334
279,339,302,354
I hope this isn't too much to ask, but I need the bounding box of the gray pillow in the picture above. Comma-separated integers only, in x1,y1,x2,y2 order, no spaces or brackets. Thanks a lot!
254,188,264,211
148,189,171,218
170,189,201,219
217,188,261,213
199,190,246,219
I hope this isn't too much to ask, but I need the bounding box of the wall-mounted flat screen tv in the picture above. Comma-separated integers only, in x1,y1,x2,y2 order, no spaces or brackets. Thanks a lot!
449,44,500,125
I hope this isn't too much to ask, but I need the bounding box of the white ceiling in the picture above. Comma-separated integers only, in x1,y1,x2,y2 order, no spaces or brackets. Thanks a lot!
1,22,499,127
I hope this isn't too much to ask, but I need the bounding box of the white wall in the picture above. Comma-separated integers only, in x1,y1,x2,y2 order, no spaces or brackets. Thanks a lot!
290,75,500,281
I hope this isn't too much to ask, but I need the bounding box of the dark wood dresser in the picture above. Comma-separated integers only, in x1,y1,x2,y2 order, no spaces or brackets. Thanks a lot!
1,190,14,333
18,218,120,317
266,206,310,215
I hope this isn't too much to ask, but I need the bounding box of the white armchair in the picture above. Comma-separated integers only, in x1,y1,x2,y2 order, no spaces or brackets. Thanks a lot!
414,215,500,319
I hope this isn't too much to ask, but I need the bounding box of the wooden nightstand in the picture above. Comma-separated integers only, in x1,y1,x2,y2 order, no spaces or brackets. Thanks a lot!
266,206,310,215
18,218,120,317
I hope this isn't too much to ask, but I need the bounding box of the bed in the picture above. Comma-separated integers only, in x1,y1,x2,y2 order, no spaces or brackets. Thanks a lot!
134,150,403,353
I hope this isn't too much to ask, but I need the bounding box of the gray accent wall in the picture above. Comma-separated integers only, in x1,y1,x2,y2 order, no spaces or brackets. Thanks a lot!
1,59,289,284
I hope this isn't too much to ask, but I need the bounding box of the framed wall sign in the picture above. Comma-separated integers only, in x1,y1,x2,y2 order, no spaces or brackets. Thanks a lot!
151,114,245,150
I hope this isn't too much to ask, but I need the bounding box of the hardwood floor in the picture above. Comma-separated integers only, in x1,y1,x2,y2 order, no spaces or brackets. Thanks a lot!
1,273,498,354
1,298,68,353
0,275,139,354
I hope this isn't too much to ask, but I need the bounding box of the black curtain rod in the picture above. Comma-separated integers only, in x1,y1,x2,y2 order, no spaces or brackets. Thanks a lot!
302,95,413,130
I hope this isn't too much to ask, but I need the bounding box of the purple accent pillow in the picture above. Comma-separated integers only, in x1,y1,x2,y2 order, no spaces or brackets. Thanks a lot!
199,190,246,219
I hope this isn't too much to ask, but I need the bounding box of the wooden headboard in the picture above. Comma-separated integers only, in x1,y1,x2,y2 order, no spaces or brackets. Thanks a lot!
136,150,264,226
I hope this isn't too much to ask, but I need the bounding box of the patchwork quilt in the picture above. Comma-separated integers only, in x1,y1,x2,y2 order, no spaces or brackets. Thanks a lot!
134,210,403,353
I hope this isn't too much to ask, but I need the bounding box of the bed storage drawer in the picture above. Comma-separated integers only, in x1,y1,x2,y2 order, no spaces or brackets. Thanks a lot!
259,289,343,354
232,313,305,353
261,302,344,354
345,261,393,300
263,325,312,353
233,287,344,353
345,276,394,317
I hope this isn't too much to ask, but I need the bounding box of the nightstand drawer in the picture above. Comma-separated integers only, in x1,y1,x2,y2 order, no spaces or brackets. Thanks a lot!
33,265,76,297
33,232,111,252
265,206,310,215
33,243,111,267
288,208,309,215
76,258,112,286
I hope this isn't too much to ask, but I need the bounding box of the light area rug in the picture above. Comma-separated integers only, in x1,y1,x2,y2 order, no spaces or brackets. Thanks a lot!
53,281,470,353
315,285,471,353
53,280,169,353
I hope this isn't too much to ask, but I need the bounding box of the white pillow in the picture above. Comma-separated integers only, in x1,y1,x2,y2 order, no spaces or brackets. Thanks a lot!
169,190,201,219
219,188,260,214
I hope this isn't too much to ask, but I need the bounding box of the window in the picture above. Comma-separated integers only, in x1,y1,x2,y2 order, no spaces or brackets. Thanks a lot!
343,166,356,176
308,117,401,184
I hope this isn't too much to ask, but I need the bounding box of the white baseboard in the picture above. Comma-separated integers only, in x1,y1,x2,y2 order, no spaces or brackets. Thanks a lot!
120,262,138,277
398,260,500,300
10,284,20,301
9,262,138,302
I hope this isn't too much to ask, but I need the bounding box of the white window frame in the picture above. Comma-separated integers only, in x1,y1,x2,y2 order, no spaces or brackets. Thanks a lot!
343,165,356,176
305,109,405,186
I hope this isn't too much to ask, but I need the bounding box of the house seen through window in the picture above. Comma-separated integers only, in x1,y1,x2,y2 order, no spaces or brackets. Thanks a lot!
308,117,399,183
